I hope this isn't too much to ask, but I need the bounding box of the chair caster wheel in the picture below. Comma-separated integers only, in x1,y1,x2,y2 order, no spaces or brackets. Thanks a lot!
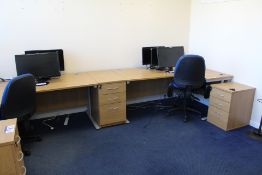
201,117,207,121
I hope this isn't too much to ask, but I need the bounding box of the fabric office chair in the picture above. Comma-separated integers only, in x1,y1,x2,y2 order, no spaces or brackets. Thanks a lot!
168,55,206,122
0,74,40,155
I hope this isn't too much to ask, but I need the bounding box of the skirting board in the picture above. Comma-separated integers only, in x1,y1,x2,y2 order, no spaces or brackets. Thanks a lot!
250,119,261,129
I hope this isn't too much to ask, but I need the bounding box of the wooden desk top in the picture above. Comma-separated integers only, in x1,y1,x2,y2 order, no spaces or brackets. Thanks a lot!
36,72,97,93
113,68,233,83
0,82,7,104
0,118,17,146
87,70,126,84
114,68,172,81
0,68,233,101
205,69,233,83
211,82,255,93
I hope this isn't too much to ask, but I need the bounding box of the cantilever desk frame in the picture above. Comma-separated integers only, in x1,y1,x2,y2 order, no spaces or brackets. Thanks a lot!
0,68,233,129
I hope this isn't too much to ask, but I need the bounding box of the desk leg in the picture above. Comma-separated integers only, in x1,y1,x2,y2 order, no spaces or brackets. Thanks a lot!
87,87,92,117
87,86,101,129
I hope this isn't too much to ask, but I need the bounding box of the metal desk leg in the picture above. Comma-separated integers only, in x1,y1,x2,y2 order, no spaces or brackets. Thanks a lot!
87,86,101,129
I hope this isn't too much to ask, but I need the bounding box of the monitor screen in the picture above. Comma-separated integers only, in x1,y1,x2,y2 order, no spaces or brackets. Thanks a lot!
15,53,61,79
142,47,163,66
157,46,184,68
25,49,64,71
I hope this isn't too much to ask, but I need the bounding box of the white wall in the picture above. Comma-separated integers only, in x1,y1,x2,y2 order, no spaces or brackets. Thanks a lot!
0,0,191,78
189,0,262,127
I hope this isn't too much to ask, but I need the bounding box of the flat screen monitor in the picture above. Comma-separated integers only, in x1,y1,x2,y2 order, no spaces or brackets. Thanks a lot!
157,46,184,68
142,47,163,66
25,49,64,71
15,53,61,81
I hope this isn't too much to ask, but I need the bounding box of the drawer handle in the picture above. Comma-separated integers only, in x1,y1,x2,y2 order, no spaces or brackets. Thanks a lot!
109,107,119,110
219,94,225,97
17,151,24,161
107,87,119,90
108,97,119,100
21,166,26,175
15,135,21,145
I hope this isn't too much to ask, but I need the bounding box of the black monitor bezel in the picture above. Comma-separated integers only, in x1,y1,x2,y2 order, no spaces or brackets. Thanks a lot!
25,49,64,71
157,46,185,68
15,53,61,80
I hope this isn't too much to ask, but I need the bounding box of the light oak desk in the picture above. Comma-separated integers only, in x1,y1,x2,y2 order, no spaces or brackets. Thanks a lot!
0,68,233,129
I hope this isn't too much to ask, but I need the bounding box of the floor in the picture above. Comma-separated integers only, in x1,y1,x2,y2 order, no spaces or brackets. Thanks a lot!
24,105,262,175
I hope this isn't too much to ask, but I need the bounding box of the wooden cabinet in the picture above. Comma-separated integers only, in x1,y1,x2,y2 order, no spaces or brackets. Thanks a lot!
91,82,127,127
0,118,26,175
207,82,255,131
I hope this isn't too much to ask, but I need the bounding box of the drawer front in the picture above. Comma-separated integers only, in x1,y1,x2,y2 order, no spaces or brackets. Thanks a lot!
14,132,26,175
0,146,18,175
99,82,126,95
99,92,126,106
99,102,126,126
210,88,231,102
209,96,231,113
14,145,26,175
207,106,229,130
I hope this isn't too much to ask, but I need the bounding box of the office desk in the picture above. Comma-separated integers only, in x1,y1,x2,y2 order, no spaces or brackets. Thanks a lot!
0,68,233,128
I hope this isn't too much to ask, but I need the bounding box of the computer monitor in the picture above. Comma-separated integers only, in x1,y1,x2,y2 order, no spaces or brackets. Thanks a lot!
157,46,184,68
142,47,163,66
25,49,64,71
15,53,61,82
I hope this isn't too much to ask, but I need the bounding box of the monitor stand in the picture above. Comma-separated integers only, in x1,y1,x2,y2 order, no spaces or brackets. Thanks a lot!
166,67,174,73
148,65,157,70
155,67,174,73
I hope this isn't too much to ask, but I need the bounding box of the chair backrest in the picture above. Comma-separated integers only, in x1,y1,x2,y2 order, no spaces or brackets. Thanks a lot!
173,55,206,89
0,74,36,120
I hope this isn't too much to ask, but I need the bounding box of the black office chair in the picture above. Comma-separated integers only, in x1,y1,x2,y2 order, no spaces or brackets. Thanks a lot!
0,74,41,155
168,55,206,122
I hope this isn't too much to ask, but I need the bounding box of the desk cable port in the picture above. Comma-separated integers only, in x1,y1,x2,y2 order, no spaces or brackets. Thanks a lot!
229,88,235,91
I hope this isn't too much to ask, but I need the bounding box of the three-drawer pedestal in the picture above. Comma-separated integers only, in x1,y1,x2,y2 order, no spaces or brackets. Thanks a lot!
207,82,255,131
0,118,26,175
91,82,127,127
